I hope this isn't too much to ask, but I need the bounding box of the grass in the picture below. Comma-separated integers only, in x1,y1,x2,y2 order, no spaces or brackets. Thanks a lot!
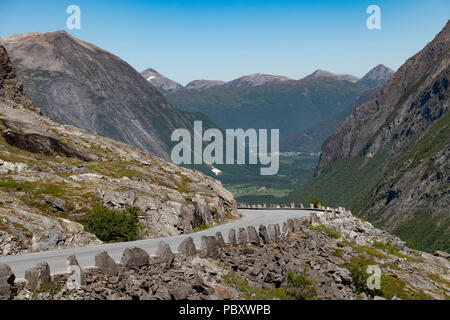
343,255,431,300
194,224,211,232
222,268,317,300
309,224,341,239
343,241,387,259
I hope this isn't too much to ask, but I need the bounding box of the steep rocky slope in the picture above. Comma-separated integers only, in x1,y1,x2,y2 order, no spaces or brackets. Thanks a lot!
357,64,395,88
140,68,183,94
0,31,197,160
285,20,449,252
0,45,237,256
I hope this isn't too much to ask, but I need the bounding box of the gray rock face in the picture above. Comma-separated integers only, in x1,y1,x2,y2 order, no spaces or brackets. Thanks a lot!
178,237,197,257
228,229,237,247
24,262,51,290
258,225,270,244
246,226,260,245
200,236,218,258
121,247,149,269
223,73,292,88
0,264,16,300
95,251,118,276
156,241,174,267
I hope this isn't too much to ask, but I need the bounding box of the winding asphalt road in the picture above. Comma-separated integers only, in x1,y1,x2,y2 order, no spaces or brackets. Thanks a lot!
0,209,314,278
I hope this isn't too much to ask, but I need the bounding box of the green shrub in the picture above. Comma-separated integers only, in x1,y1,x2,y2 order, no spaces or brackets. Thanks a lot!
194,224,211,232
77,205,142,243
311,197,320,208
286,267,317,300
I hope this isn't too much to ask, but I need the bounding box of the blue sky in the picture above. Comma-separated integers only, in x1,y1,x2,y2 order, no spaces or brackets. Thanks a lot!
0,0,448,85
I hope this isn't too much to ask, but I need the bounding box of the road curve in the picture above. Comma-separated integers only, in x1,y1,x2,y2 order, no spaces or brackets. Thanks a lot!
0,209,314,278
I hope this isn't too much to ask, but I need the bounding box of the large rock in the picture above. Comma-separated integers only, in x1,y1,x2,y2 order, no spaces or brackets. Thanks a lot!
286,219,295,234
246,226,260,245
433,250,450,259
267,224,280,242
156,241,174,267
66,255,86,289
200,236,218,258
24,262,51,290
95,251,118,276
238,228,247,246
178,237,197,257
0,264,16,300
228,229,237,247
258,225,270,244
215,232,226,248
121,247,149,269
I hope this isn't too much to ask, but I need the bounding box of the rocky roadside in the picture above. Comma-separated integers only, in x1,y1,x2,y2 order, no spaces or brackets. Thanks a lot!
1,209,448,300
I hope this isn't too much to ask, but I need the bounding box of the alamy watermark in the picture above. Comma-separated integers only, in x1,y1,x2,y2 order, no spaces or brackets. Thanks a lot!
366,265,381,290
66,5,81,30
366,5,381,30
171,121,279,175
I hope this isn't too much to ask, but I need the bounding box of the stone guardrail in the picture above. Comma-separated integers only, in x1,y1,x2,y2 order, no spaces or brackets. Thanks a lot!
0,206,352,296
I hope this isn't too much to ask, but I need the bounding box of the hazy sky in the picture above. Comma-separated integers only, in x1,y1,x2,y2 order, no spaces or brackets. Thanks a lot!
1,0,449,85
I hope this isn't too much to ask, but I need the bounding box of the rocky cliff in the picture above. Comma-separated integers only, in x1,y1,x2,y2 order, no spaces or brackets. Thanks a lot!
140,68,183,94
357,64,395,88
290,20,449,252
0,45,237,256
0,31,198,160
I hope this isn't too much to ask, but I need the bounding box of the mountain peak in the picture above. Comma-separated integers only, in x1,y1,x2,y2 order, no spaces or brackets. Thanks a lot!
357,64,395,88
223,73,292,88
305,69,359,83
140,68,183,94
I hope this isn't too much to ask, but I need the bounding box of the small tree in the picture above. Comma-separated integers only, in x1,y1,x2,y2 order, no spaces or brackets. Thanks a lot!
311,197,320,208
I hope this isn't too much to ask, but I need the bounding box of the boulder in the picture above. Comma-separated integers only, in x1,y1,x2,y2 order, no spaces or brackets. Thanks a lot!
95,251,119,276
0,264,16,300
258,225,270,244
156,241,174,267
121,247,149,269
267,224,279,242
433,250,450,259
238,228,247,246
178,237,197,257
228,229,237,247
200,236,218,258
247,226,260,245
25,262,51,290
66,255,86,289
215,232,226,247
286,219,295,234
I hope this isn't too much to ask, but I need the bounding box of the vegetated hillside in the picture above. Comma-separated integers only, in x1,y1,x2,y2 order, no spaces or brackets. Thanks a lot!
0,31,199,160
0,44,237,256
167,78,366,137
283,20,450,252
280,87,378,152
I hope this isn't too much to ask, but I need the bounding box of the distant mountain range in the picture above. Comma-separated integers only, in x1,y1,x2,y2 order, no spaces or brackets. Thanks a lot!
284,20,450,252
0,31,203,160
140,66,394,94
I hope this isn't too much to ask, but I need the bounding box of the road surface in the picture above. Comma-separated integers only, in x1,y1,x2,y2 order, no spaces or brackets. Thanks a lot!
0,209,314,278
